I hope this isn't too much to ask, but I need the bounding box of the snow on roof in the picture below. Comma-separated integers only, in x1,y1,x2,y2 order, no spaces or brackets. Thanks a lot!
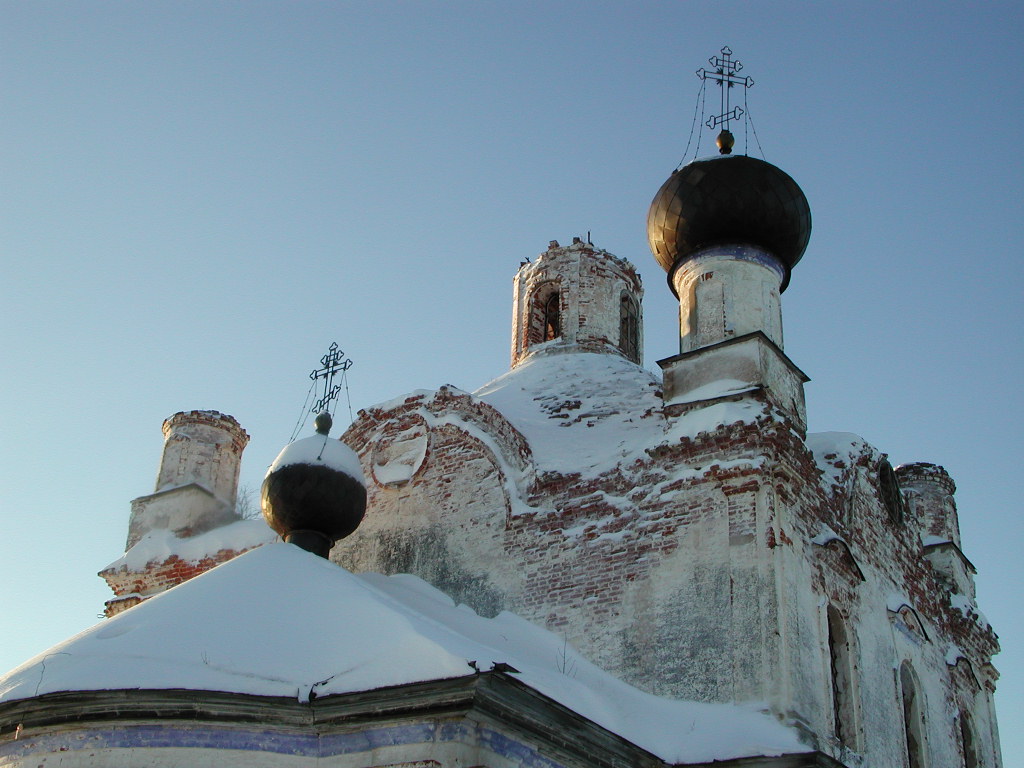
810,522,845,546
268,433,365,485
945,644,967,666
886,591,918,614
474,352,665,475
663,379,759,406
0,543,806,763
663,397,766,443
102,519,277,572
950,592,991,629
806,431,872,490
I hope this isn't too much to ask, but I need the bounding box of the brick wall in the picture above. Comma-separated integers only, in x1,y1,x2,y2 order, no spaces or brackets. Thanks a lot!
337,369,1000,767
100,545,259,617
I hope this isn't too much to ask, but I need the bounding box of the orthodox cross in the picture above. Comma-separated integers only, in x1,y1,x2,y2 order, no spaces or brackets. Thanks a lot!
309,342,352,414
696,46,754,132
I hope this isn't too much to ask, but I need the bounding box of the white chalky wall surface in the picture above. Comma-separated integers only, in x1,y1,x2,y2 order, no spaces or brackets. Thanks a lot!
155,411,248,502
672,246,785,352
127,411,249,548
335,246,1001,767
81,241,1001,767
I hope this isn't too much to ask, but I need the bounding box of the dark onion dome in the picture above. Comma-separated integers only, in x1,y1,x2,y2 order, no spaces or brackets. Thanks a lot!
647,154,811,292
261,432,367,558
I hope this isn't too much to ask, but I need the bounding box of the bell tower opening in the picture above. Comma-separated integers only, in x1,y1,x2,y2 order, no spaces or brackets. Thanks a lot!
525,282,562,347
542,290,561,341
619,292,640,363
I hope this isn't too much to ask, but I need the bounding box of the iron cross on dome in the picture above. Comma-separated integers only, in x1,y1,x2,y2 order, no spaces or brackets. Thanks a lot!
696,46,754,134
310,342,352,414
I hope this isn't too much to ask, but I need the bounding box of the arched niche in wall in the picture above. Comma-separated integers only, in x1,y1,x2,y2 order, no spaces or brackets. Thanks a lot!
959,709,981,768
619,291,640,363
889,603,930,645
950,658,988,768
693,270,726,346
529,281,562,346
826,605,859,750
899,661,928,768
814,537,866,585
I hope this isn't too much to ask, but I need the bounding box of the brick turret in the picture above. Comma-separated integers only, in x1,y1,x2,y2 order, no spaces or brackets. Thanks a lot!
896,462,960,546
897,462,977,599
510,238,643,369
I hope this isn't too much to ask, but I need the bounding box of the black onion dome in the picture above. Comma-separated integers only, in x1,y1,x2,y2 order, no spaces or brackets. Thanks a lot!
647,155,811,292
261,435,367,558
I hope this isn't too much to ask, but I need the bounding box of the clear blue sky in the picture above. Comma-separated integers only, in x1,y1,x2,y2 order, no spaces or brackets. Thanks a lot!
2,1,1021,759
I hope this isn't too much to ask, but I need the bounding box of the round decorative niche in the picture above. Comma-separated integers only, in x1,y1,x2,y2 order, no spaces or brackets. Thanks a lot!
371,417,430,487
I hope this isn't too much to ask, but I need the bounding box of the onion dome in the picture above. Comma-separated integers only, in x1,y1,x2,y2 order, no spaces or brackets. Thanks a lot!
647,155,811,292
261,413,367,558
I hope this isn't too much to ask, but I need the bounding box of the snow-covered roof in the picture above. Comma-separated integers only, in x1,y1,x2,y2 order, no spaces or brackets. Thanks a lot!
101,519,276,572
474,351,665,475
806,431,873,490
0,542,806,763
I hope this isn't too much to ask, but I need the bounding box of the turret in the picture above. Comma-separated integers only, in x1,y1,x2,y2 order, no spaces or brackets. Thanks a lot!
126,410,249,548
897,462,961,546
648,153,812,433
897,462,976,596
511,237,643,369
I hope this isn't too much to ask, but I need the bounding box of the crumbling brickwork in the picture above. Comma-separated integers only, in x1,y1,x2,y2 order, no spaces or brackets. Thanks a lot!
511,239,643,368
334,244,1001,768
100,240,1002,767
99,546,255,617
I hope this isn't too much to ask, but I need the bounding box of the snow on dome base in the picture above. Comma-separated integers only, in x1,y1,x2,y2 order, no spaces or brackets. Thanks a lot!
474,351,665,476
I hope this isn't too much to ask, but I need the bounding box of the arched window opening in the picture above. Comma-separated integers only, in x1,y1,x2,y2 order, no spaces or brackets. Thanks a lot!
619,293,639,362
900,662,927,768
960,710,981,768
879,460,906,524
827,606,857,747
543,292,561,341
527,284,561,348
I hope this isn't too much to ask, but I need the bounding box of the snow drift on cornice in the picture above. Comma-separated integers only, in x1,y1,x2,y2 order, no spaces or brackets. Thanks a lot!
474,352,665,475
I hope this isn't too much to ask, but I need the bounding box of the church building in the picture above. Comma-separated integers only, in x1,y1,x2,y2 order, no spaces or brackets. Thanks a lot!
0,60,1002,768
